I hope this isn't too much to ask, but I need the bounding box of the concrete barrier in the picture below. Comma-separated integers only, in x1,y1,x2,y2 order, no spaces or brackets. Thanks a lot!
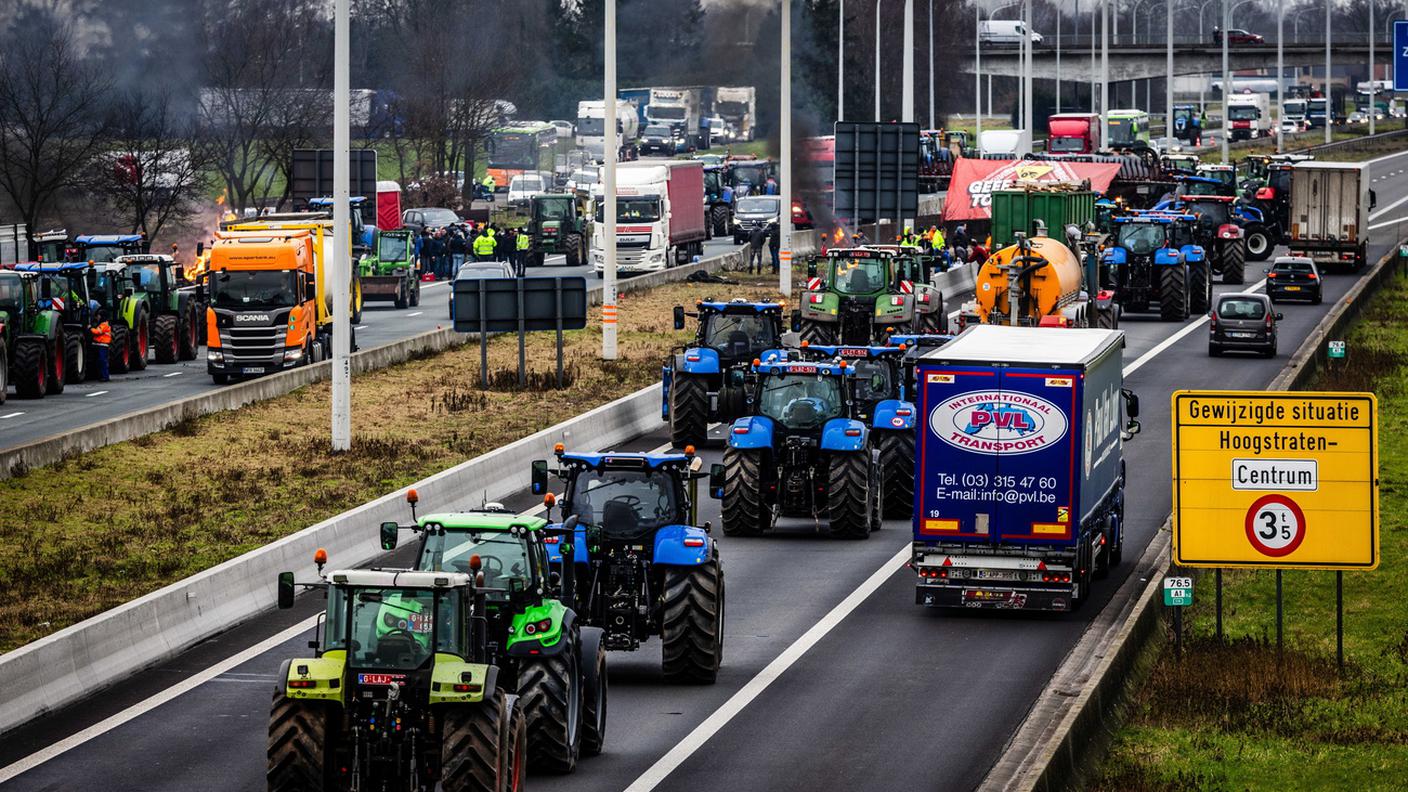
0,382,662,736
0,248,743,481
978,239,1408,792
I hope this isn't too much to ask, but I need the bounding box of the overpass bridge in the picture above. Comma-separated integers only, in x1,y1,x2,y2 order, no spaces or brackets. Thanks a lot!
963,39,1391,82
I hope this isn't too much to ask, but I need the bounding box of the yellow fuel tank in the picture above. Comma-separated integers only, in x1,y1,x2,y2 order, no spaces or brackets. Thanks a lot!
974,236,1085,323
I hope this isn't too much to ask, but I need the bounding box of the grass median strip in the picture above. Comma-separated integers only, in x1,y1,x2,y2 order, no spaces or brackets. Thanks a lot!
1092,270,1408,791
0,271,783,654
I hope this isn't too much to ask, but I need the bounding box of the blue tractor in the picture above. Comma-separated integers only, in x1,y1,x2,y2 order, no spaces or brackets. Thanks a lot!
1100,213,1211,321
721,358,883,539
1154,175,1269,265
531,448,724,683
789,344,920,519
663,299,786,448
70,233,146,263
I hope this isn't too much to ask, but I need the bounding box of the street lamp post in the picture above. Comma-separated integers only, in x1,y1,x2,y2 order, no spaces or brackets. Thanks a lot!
975,6,982,140
1165,0,1174,150
1056,4,1062,114
1024,0,1033,148
331,0,350,451
875,0,881,121
1278,1,1284,152
929,0,935,129
1326,0,1333,144
1198,0,1219,117
1221,0,1229,162
838,0,844,122
1101,0,1110,141
603,0,618,359
782,0,792,295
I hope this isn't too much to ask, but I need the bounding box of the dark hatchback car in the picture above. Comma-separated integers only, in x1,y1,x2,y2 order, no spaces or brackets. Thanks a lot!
1265,256,1322,304
1209,292,1282,357
1213,28,1264,45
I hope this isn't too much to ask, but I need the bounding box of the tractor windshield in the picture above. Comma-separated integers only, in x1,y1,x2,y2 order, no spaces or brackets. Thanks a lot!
209,269,298,309
0,275,22,310
760,373,844,429
80,245,132,263
702,312,776,357
377,234,411,263
419,531,533,596
1188,201,1230,226
1116,223,1167,255
1179,180,1224,197
851,359,896,404
534,198,575,224
570,468,680,540
830,257,889,295
333,587,462,669
127,264,164,293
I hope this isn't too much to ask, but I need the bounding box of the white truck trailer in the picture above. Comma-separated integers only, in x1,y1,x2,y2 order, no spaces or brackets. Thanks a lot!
1287,161,1375,271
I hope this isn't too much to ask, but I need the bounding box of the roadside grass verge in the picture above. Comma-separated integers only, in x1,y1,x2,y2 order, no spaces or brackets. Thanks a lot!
1199,124,1408,162
1091,269,1408,790
0,270,782,654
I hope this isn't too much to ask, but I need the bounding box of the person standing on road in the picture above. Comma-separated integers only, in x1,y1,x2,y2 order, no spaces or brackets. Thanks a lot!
91,311,112,382
473,227,496,262
448,228,467,279
516,228,531,273
747,225,766,273
768,221,780,274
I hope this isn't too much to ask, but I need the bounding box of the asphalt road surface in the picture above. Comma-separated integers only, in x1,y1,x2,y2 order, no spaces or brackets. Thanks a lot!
4,150,1408,791
0,236,743,453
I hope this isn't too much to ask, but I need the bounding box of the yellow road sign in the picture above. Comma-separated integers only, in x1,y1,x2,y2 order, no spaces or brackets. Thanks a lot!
1171,390,1378,570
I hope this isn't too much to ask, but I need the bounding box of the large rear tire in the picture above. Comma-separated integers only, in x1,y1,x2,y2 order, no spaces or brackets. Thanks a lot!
1188,260,1211,315
721,446,770,536
13,338,47,399
46,328,65,394
710,205,731,237
110,324,131,374
129,308,149,371
798,318,833,346
266,692,332,792
826,452,872,540
564,233,583,268
1220,240,1246,284
64,327,86,384
1158,265,1189,322
661,561,723,684
180,302,199,360
1244,225,1273,262
153,314,179,364
0,341,7,405
579,627,607,757
668,373,709,449
517,626,582,774
441,691,512,792
877,430,915,520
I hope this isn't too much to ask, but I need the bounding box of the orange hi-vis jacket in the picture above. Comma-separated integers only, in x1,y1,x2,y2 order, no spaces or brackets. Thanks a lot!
91,322,112,346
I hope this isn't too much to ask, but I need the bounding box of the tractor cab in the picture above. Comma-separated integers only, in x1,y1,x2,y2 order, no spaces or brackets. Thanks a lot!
14,262,95,327
72,234,146,264
30,229,72,264
675,299,784,364
789,343,910,416
1161,152,1201,176
112,254,184,300
663,299,786,446
1173,175,1232,199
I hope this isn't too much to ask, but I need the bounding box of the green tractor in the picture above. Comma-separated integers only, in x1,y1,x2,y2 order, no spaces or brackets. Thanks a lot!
379,496,607,775
270,557,528,792
0,270,67,399
112,254,202,363
359,229,422,310
796,247,945,345
524,194,589,268
14,262,101,385
86,262,151,374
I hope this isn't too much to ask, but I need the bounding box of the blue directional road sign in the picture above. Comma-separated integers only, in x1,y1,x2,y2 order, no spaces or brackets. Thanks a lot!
1396,21,1408,92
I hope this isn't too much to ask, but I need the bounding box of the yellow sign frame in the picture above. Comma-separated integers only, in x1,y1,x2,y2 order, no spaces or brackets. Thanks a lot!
1171,390,1378,570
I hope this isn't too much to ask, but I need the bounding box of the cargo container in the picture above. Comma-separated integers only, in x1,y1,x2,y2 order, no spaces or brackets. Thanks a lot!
911,325,1139,612
1287,161,1373,270
989,188,1097,250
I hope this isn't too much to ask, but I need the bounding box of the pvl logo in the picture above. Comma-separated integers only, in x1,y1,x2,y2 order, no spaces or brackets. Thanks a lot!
930,390,1068,455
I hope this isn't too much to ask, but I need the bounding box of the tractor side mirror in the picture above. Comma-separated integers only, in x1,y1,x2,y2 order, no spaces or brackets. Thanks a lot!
379,521,399,551
277,572,295,609
39,277,51,299
174,265,185,283
708,463,726,499
806,258,817,279
562,514,579,532
672,305,686,331
790,309,801,332
531,459,549,495
195,241,205,256
86,269,97,291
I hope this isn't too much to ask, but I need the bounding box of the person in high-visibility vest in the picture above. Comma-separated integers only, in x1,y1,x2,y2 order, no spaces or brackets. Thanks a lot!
515,229,531,276
91,311,113,382
472,228,496,261
481,174,495,195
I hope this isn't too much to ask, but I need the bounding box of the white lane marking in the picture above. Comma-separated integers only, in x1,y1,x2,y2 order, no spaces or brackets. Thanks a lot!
0,412,23,419
1369,216,1408,231
0,615,319,783
84,391,108,398
162,372,182,378
1124,279,1265,378
354,325,368,331
624,281,1273,791
421,281,451,290
1366,147,1408,166
1370,192,1408,219
406,311,423,317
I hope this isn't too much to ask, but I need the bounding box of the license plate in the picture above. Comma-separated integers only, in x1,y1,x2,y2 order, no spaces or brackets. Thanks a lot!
241,367,264,374
1284,286,1301,291
975,569,1018,581
1229,332,1256,339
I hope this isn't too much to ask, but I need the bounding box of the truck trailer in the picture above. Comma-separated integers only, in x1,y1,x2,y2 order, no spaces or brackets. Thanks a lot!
911,325,1140,612
1287,160,1373,270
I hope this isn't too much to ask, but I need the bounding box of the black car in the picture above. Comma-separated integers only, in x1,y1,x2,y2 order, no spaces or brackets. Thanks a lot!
1209,292,1281,357
402,207,463,234
640,123,683,156
1265,256,1322,304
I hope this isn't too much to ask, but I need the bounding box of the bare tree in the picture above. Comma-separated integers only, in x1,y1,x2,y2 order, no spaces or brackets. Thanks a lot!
93,87,213,241
0,14,113,234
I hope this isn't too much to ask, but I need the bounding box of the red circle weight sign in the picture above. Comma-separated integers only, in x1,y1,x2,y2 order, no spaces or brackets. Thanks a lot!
1244,494,1307,557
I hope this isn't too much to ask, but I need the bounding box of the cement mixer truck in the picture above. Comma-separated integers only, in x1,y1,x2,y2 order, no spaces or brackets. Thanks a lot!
958,231,1119,330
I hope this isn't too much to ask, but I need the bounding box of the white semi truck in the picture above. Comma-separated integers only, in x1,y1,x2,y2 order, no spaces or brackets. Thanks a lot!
576,100,639,160
590,160,706,274
647,87,708,150
1287,161,1375,271
713,86,756,142
1226,92,1272,141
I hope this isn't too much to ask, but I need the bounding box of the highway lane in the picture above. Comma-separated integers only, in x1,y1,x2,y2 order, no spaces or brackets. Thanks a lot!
4,153,1407,791
0,237,743,453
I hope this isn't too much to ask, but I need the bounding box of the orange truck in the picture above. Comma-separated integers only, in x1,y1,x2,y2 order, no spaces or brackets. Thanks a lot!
203,218,362,384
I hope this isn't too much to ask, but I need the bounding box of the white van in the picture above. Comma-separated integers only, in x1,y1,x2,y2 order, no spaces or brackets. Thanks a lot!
980,20,1043,46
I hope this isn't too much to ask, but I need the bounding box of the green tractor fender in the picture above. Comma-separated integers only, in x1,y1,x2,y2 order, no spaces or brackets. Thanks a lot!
31,309,63,340
800,290,840,321
875,293,914,322
277,651,347,704
430,657,498,705
505,600,574,657
119,294,146,329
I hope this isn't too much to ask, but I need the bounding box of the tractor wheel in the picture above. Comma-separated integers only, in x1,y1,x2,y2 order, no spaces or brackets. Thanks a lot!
0,341,7,405
517,625,582,774
1158,265,1189,322
579,627,607,757
1220,240,1246,284
798,319,833,346
668,374,709,449
129,308,150,371
179,303,199,360
565,233,583,268
825,452,872,540
266,692,333,792
1244,225,1273,262
1188,260,1211,315
710,206,731,237
721,446,771,536
153,314,180,364
877,430,915,521
441,690,513,792
110,325,131,374
661,560,723,684
12,338,47,399
64,326,86,384
46,327,65,394
394,284,409,310
410,280,421,307
1096,303,1120,329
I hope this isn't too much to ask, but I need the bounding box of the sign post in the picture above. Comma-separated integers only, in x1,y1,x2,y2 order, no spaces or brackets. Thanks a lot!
1328,340,1346,361
1164,576,1193,660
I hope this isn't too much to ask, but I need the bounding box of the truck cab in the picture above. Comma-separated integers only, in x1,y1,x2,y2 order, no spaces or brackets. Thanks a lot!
1047,113,1102,154
1106,110,1151,149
